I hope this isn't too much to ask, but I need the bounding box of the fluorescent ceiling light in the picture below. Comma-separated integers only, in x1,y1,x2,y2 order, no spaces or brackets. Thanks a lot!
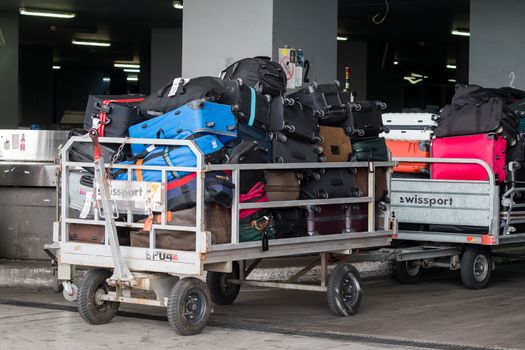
337,35,348,41
173,0,183,9
451,29,470,37
411,72,423,78
127,76,139,82
446,64,457,69
114,63,140,69
52,65,61,70
103,77,111,83
123,68,140,73
393,61,399,65
404,76,423,85
448,79,457,83
72,39,111,47
19,8,76,19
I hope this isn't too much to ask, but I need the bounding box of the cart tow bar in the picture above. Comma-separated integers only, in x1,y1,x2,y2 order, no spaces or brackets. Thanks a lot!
89,129,135,287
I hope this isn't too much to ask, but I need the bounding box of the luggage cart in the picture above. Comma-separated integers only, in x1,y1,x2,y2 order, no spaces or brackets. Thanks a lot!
47,132,395,335
382,157,525,289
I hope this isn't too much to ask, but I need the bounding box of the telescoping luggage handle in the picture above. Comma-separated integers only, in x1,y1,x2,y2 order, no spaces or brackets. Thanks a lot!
92,98,145,137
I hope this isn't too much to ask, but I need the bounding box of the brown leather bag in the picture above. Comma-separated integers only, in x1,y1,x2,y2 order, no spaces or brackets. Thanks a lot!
354,167,389,203
130,204,231,251
68,224,130,246
319,126,352,162
264,170,301,201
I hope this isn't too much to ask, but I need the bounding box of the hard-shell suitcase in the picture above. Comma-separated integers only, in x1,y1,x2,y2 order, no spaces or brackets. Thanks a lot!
129,99,236,155
431,133,507,182
130,204,231,250
386,140,430,175
68,224,130,246
270,208,307,238
269,96,320,143
381,113,438,129
264,170,301,201
300,169,361,199
269,132,323,163
138,76,226,119
167,171,234,211
352,137,389,162
113,133,227,182
234,123,272,163
227,140,266,193
318,126,352,162
381,129,433,141
355,167,389,203
348,100,388,139
84,95,145,137
306,205,350,235
287,81,346,123
220,56,287,97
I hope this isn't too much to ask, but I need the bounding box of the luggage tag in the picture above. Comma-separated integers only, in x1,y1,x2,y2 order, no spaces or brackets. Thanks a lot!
168,78,190,97
79,191,94,219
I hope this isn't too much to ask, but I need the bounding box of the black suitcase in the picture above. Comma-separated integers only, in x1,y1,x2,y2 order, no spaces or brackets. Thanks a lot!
269,132,323,163
220,56,287,97
351,137,389,162
227,140,266,193
287,81,347,124
221,79,271,130
300,168,361,199
84,95,145,137
269,96,321,143
233,123,272,163
271,208,307,239
348,100,388,139
67,129,129,173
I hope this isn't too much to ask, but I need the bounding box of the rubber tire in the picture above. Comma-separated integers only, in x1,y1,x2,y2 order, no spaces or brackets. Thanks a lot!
461,247,492,290
78,269,119,325
206,262,241,305
394,260,423,284
327,263,362,316
167,277,211,336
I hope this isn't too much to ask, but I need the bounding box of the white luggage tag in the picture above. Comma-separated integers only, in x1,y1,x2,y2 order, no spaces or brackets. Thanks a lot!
168,77,190,97
79,191,93,219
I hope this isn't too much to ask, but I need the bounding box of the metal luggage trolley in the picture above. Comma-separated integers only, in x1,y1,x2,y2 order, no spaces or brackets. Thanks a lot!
383,157,525,289
47,132,395,335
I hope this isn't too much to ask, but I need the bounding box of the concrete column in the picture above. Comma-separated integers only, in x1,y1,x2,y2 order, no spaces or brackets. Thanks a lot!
0,12,19,128
151,28,182,92
469,0,525,89
182,0,337,83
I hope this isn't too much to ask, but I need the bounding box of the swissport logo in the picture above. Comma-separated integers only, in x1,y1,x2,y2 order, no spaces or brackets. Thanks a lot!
398,194,454,208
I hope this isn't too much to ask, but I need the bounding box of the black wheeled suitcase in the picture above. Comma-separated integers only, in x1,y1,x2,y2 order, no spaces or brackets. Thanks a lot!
270,208,307,238
227,140,266,193
84,95,145,137
352,137,389,162
348,100,388,139
269,96,320,143
269,132,323,163
300,169,361,199
234,123,272,162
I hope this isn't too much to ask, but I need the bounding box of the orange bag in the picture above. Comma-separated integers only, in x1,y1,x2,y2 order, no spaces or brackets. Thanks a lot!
386,140,430,174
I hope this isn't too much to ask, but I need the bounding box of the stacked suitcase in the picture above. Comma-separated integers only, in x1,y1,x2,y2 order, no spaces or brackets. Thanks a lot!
67,56,391,246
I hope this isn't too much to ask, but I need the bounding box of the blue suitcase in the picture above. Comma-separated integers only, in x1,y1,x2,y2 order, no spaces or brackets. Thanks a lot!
129,99,237,155
113,134,227,182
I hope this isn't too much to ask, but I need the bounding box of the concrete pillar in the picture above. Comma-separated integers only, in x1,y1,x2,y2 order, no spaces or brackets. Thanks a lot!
0,12,19,128
151,28,182,92
469,0,525,89
182,0,337,83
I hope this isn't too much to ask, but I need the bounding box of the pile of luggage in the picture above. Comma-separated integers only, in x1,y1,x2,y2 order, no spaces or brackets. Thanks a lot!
67,56,391,248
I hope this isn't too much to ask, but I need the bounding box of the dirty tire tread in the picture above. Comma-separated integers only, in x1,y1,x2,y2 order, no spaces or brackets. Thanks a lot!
167,277,211,336
78,268,119,325
206,262,240,305
327,263,362,317
393,260,423,284
461,247,492,290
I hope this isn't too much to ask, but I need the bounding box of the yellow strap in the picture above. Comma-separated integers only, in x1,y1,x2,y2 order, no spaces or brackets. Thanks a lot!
136,158,144,182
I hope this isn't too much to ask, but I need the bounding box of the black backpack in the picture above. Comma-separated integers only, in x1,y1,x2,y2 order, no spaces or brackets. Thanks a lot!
220,56,287,97
139,76,227,119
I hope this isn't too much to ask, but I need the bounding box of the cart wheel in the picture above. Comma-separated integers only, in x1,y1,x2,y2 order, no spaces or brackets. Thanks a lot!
394,260,423,284
206,262,241,305
461,247,492,289
167,277,211,336
327,263,362,316
52,268,63,293
63,283,78,302
78,269,119,325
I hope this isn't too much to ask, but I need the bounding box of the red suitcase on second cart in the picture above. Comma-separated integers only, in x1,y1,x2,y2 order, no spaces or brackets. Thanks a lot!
431,133,507,182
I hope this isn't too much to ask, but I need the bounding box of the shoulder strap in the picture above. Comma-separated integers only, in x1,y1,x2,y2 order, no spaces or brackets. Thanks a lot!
136,158,144,182
162,147,181,179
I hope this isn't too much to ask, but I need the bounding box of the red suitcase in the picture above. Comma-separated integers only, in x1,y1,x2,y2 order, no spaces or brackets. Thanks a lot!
431,134,507,182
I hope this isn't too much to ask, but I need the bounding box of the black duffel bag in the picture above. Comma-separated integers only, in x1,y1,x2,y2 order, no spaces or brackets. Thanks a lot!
434,84,519,145
220,56,286,97
139,76,227,119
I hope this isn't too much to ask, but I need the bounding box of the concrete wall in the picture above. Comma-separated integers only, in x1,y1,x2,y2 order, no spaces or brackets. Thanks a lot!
273,0,337,83
151,28,182,92
182,0,274,77
470,0,525,89
0,12,19,128
337,40,367,100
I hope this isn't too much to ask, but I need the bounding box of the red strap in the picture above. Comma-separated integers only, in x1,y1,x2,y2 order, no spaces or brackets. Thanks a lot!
167,173,197,191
